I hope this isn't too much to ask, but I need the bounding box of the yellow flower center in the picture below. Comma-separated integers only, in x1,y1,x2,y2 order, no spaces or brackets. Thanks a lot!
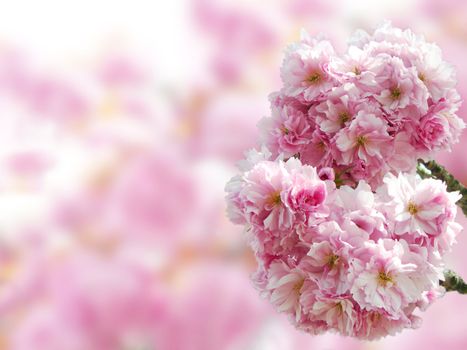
267,192,282,206
369,311,382,323
334,301,344,314
326,254,340,269
293,278,305,293
306,71,322,85
390,87,402,100
377,271,393,287
338,111,350,124
353,66,361,75
356,135,367,146
418,72,426,82
281,125,290,135
316,140,326,150
407,201,418,215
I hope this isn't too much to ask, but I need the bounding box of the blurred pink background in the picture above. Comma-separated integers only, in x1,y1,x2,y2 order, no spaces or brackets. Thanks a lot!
0,0,466,349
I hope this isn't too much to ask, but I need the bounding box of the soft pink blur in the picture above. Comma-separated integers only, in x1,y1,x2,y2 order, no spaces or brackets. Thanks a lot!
0,0,466,349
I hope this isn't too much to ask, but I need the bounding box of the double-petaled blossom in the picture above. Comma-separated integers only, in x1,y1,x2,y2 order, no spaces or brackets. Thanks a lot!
259,104,313,158
349,239,439,316
259,21,464,188
226,21,465,340
280,33,337,102
335,107,392,166
378,172,462,255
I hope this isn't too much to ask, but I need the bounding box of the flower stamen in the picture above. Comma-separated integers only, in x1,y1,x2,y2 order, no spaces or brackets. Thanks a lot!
377,271,393,287
326,254,340,269
267,191,282,206
356,135,367,146
293,278,305,293
390,87,402,100
338,111,350,124
407,201,418,215
306,71,322,85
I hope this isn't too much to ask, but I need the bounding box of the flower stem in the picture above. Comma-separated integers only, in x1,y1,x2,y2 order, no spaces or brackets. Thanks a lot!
441,270,467,294
416,159,467,216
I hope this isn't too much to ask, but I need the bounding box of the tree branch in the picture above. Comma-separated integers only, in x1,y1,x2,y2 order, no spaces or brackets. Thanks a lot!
442,270,467,294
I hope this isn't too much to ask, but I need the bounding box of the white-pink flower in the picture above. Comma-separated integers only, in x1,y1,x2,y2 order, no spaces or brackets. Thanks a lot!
234,160,295,232
281,34,337,102
300,236,351,294
335,108,392,165
373,56,429,113
350,239,438,316
415,98,465,152
259,104,313,158
313,83,362,134
265,260,306,321
310,294,357,336
378,173,461,253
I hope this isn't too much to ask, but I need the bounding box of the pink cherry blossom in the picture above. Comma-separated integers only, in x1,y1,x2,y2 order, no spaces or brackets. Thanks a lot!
331,46,380,91
310,294,357,336
265,260,306,321
281,34,337,102
227,160,295,233
349,239,439,316
378,173,461,254
284,164,327,222
300,237,351,294
259,103,313,158
335,108,392,165
371,55,428,112
226,21,465,340
313,83,362,134
415,98,465,152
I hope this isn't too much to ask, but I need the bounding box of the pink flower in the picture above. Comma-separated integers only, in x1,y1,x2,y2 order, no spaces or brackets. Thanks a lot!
300,129,334,168
335,108,392,165
373,56,429,113
300,236,352,294
415,98,465,152
310,294,357,336
226,21,465,340
350,239,438,316
413,42,457,102
354,308,413,340
318,167,335,181
417,108,450,151
313,83,362,134
280,34,337,102
378,173,461,254
333,181,388,242
259,103,313,158
225,175,249,225
331,46,380,91
229,160,295,232
284,165,327,221
265,260,306,321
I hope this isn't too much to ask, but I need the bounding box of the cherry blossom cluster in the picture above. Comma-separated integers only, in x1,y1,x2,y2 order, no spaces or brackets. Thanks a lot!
226,157,461,339
259,21,464,188
226,22,465,339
